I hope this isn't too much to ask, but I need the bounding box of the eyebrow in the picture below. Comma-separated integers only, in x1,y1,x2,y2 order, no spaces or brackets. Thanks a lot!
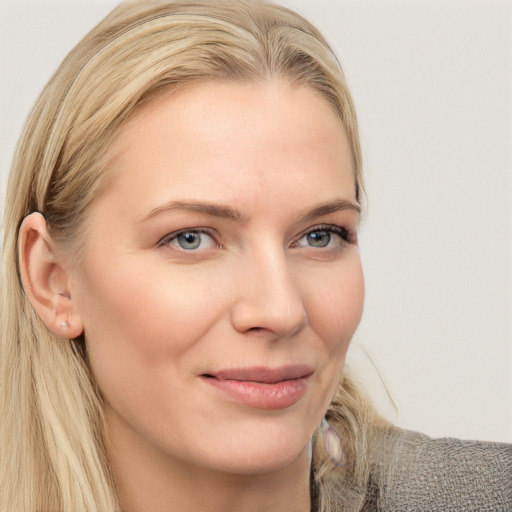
140,201,248,224
297,199,361,223
140,198,360,224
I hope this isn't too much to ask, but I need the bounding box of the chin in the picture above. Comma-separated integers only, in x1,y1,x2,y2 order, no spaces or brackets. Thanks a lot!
190,424,311,476
213,449,308,477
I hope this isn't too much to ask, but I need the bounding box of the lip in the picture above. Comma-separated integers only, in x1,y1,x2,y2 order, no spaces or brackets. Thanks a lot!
200,365,313,410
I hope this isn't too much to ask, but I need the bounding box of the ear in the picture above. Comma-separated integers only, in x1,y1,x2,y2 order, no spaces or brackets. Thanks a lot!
18,212,83,339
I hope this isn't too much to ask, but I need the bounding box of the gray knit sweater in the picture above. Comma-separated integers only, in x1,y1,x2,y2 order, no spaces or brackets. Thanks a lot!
312,429,511,511
368,429,512,510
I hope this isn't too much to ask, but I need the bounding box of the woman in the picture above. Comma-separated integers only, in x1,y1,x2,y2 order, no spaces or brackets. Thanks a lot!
1,1,510,511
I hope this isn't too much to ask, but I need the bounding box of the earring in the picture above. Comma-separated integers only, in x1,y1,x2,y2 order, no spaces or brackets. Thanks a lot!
320,418,346,467
60,320,69,328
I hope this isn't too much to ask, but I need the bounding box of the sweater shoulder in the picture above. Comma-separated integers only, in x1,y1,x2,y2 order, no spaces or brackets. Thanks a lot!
374,429,512,511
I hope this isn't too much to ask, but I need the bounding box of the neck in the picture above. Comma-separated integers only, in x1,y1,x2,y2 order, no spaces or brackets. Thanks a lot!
106,413,312,512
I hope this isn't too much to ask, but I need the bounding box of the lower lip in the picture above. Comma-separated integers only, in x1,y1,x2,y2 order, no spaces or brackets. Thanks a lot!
202,376,309,410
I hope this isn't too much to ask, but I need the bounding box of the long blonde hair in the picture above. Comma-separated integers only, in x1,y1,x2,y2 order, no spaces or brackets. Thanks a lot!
0,1,391,510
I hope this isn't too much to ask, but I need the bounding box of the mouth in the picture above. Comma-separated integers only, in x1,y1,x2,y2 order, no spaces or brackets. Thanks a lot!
200,365,313,410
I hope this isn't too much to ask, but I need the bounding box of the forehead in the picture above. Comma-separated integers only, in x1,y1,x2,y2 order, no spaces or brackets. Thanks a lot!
95,79,356,222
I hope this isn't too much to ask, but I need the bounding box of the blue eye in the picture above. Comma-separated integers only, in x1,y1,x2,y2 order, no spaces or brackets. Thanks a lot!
176,232,203,250
305,230,331,248
159,230,216,251
295,226,349,249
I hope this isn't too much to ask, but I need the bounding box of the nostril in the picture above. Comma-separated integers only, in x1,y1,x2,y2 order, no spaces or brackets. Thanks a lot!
247,326,266,333
229,274,307,337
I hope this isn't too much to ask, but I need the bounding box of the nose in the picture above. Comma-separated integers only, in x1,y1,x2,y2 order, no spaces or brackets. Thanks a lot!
229,250,308,338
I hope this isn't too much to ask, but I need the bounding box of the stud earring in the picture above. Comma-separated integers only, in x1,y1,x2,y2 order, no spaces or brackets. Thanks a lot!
320,418,346,467
60,320,69,328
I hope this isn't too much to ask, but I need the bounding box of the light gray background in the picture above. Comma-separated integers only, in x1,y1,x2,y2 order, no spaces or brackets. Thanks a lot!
1,0,511,443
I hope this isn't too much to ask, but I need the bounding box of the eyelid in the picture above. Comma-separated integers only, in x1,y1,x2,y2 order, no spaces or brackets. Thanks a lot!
157,227,219,249
156,223,355,251
291,223,352,247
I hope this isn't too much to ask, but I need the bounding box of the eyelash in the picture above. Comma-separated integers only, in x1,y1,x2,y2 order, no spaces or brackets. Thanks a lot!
157,224,353,251
157,228,218,250
292,224,352,248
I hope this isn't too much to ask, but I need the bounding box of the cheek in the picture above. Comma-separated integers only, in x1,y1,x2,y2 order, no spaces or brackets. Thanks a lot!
302,253,364,404
305,257,364,359
78,258,221,344
74,259,228,398
74,260,236,444
297,258,364,418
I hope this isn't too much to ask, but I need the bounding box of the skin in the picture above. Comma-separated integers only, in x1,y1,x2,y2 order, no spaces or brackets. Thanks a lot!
21,79,364,512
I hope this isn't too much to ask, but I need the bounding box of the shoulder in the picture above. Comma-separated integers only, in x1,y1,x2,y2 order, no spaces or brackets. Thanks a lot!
374,429,512,511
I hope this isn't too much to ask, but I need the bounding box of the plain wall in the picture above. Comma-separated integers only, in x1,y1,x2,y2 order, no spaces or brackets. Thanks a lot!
1,0,511,443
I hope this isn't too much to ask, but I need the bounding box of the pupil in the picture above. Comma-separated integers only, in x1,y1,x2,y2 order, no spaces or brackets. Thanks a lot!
308,231,330,248
178,232,200,249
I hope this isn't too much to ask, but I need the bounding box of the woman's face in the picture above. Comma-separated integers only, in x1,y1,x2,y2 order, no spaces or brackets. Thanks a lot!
71,80,364,476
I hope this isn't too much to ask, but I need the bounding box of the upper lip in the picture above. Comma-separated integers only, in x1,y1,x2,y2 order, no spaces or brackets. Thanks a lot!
202,365,314,384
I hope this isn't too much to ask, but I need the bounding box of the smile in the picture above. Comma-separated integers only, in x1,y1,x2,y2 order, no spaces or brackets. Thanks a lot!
200,366,313,410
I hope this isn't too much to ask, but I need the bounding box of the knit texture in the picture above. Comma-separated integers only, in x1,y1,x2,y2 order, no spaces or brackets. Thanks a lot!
373,429,512,511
